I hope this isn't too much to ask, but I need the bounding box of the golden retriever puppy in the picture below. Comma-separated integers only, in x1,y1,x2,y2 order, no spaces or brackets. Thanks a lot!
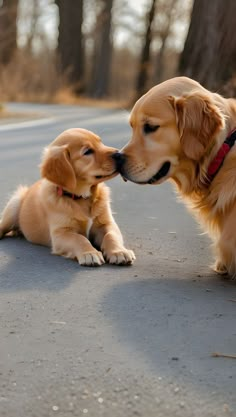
0,128,135,266
113,76,236,276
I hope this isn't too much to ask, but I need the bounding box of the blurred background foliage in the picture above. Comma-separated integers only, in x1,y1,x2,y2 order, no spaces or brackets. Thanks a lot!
0,0,236,105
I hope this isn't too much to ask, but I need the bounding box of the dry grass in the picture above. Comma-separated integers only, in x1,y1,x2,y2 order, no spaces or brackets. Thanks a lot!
0,49,62,103
53,86,128,109
0,49,132,110
0,46,185,110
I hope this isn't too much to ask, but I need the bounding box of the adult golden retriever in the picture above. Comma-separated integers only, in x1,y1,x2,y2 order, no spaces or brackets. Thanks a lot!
114,76,236,276
0,128,135,266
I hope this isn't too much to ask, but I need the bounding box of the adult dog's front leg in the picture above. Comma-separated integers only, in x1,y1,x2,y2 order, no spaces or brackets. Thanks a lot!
213,209,236,277
51,228,105,266
90,221,135,265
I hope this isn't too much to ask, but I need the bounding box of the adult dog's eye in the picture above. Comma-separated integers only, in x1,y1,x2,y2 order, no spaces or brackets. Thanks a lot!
83,148,94,156
143,123,159,134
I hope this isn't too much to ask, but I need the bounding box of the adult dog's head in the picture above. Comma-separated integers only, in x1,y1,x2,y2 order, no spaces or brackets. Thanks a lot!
41,128,118,196
115,77,230,193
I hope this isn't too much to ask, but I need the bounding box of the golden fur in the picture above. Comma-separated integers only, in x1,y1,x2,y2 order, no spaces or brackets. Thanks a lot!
117,76,236,276
0,128,135,266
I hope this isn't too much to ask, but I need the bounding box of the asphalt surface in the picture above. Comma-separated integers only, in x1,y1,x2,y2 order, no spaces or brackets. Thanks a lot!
0,103,235,417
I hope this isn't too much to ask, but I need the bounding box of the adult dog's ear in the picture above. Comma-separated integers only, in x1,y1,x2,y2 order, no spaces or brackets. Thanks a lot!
168,93,224,160
41,145,77,190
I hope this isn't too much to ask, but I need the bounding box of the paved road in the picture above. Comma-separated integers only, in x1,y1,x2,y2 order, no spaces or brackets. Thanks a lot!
0,103,235,417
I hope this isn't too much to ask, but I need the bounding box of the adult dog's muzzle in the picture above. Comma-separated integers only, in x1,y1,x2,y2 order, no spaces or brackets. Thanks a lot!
112,152,126,172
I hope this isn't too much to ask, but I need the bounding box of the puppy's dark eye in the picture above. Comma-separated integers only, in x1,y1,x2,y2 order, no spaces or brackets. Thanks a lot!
143,123,159,134
83,148,94,156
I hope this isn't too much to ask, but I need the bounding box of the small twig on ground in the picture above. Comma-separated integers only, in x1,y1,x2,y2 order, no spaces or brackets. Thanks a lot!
211,352,236,359
227,299,236,302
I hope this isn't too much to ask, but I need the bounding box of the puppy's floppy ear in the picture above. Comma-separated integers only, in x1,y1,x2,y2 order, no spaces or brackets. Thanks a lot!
168,93,224,161
41,145,77,190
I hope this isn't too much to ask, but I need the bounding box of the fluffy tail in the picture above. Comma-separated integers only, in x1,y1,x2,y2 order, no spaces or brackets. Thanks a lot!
0,186,29,238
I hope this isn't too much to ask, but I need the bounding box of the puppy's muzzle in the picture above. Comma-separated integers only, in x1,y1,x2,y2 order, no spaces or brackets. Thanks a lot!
112,152,126,172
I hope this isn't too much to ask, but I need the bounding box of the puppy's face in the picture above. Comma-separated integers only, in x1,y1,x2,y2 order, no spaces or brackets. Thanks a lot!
117,77,224,185
41,128,118,191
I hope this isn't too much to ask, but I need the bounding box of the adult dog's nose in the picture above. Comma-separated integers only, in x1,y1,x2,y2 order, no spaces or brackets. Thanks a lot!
112,152,126,171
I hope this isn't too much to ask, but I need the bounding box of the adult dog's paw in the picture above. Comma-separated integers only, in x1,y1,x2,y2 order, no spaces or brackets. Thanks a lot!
106,249,136,265
213,260,228,275
79,251,105,267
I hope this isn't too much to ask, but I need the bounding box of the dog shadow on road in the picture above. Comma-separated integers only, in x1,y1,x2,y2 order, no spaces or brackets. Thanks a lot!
0,236,86,292
102,268,236,407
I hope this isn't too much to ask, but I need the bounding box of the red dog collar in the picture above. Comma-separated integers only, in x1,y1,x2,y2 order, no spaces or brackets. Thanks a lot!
207,128,236,180
57,186,82,200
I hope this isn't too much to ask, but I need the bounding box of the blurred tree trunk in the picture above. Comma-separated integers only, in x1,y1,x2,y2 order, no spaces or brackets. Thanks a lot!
135,0,157,99
56,0,85,94
89,0,114,98
25,0,40,54
179,0,236,90
0,0,18,65
154,0,178,84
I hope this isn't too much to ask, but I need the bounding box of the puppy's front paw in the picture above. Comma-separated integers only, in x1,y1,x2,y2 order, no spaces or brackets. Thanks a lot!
79,251,105,267
106,249,136,265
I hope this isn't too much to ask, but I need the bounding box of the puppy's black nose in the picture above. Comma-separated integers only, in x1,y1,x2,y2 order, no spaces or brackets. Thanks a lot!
112,152,126,170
